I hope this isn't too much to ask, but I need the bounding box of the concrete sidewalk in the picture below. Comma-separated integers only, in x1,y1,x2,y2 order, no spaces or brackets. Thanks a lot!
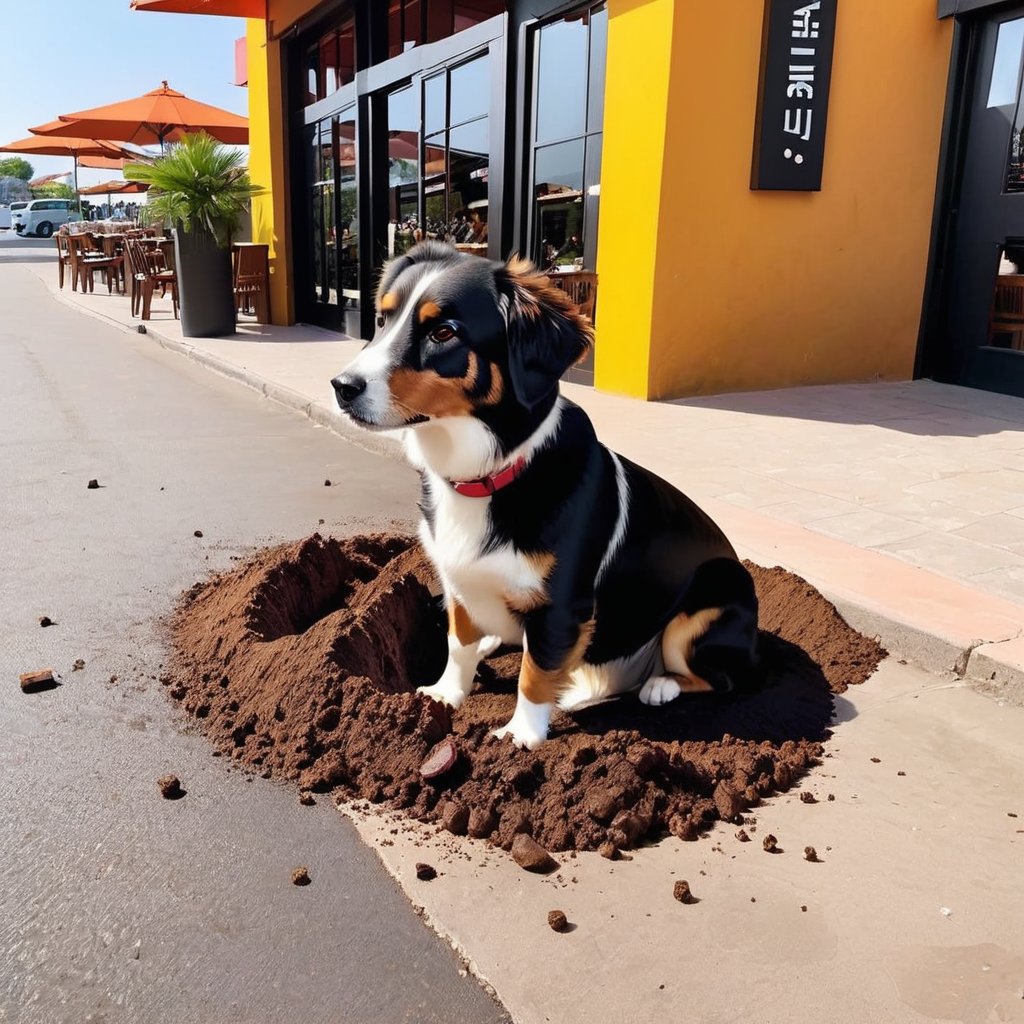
26,256,1024,696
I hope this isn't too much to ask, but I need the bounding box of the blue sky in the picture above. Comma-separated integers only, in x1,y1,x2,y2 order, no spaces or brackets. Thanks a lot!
0,1,246,186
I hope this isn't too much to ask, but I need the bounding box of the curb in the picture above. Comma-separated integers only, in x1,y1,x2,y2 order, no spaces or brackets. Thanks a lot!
33,264,1024,704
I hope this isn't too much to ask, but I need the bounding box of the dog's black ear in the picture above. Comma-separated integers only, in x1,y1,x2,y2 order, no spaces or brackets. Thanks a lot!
495,255,595,410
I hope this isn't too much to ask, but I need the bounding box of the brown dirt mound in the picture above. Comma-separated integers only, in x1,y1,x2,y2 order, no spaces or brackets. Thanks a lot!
167,533,885,854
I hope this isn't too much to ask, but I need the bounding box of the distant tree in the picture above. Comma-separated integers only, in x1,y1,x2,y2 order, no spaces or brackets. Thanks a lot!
31,182,78,202
0,156,34,181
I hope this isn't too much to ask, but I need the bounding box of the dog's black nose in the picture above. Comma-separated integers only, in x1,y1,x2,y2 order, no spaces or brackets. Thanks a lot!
332,374,366,406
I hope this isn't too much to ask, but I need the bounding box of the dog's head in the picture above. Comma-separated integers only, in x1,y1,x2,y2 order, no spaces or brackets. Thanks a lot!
331,243,593,436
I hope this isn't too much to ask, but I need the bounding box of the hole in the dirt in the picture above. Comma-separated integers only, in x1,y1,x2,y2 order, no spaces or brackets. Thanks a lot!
247,534,413,641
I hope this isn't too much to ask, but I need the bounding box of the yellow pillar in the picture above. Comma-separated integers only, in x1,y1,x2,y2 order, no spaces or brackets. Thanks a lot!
594,0,676,399
247,17,294,324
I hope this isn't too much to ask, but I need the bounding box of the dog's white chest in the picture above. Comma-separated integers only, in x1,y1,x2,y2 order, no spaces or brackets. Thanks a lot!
419,480,540,643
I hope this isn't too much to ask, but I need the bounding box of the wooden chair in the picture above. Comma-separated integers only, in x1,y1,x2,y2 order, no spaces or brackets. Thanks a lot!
989,275,1024,350
55,232,74,289
65,234,121,294
233,243,271,323
125,238,178,320
548,270,598,323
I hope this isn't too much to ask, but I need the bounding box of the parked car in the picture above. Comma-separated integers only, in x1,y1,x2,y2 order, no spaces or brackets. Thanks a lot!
3,201,29,231
13,199,77,237
0,205,11,230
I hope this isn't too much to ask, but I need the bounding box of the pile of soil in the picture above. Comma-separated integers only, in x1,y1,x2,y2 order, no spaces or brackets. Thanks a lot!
167,533,885,854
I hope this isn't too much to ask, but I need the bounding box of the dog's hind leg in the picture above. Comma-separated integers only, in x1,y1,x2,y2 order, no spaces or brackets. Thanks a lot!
418,600,501,709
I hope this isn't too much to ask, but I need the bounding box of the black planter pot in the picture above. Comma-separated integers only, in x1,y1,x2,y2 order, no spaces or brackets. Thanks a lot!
173,226,236,338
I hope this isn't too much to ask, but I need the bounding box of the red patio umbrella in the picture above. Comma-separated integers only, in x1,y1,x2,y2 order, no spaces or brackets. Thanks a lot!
30,81,248,148
130,0,265,15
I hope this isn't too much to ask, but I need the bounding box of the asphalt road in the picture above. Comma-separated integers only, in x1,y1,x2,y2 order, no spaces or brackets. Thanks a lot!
0,239,510,1024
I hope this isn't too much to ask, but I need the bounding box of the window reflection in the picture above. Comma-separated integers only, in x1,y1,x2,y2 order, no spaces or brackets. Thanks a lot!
388,86,421,257
304,15,357,104
989,243,1024,349
388,0,504,58
535,139,585,269
535,15,588,145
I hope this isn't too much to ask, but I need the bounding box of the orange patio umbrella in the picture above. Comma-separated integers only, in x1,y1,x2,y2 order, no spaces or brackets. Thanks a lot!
0,131,139,194
131,0,265,15
78,180,150,196
30,81,248,148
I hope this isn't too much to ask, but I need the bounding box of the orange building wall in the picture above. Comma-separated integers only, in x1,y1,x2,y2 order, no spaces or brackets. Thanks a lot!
646,0,953,398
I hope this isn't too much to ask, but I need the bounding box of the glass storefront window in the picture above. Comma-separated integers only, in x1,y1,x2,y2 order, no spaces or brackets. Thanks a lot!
530,4,605,273
449,54,489,124
304,15,357,105
535,139,585,268
992,18,1024,192
425,73,446,136
535,15,588,145
388,0,504,59
388,85,422,257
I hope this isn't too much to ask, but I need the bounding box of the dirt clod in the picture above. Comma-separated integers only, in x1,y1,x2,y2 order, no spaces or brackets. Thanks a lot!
441,800,470,836
547,910,569,932
87,479,99,489
194,530,204,538
19,669,58,693
673,880,694,904
763,834,779,853
827,793,835,801
415,862,437,881
291,866,311,886
298,791,316,806
39,616,53,628
804,845,819,862
72,659,85,672
324,479,332,487
870,756,881,763
157,774,183,799
511,833,557,873
420,736,458,779
165,534,885,856
897,771,906,777
598,841,620,860
735,828,750,842
799,791,816,804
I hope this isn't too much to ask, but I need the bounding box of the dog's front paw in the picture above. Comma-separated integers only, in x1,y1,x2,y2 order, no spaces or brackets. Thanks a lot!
416,681,468,710
491,697,551,750
638,675,682,706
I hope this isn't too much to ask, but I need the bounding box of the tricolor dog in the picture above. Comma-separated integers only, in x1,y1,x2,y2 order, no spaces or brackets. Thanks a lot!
332,242,758,749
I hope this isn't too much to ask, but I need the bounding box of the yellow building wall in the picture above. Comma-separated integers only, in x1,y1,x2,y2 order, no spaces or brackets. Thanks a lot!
596,0,953,399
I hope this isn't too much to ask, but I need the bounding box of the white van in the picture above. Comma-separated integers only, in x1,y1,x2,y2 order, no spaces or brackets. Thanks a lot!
13,199,78,238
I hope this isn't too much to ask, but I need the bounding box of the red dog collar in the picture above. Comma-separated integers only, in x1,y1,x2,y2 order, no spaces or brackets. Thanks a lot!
448,456,527,498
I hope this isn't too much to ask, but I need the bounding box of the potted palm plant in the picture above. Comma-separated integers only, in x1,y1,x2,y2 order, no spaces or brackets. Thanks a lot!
125,133,261,338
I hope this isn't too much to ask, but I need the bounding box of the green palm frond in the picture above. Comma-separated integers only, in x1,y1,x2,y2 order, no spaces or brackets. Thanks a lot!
125,132,263,248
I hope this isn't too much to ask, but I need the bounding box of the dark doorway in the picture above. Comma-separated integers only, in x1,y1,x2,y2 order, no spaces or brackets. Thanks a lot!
936,7,1024,396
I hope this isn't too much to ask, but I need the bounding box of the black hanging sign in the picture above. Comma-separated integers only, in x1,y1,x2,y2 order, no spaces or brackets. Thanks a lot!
751,0,838,191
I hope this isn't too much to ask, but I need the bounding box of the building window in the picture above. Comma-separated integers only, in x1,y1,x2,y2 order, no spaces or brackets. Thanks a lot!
386,53,491,259
387,0,504,59
305,14,356,105
530,3,606,273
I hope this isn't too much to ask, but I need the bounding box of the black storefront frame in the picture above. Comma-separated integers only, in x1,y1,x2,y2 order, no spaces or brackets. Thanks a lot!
288,7,509,339
916,8,1024,389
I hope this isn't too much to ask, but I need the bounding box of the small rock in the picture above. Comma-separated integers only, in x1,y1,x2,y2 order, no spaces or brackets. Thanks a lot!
87,479,99,489
940,906,953,917
39,616,53,628
467,807,497,839
130,940,141,960
799,791,816,804
800,905,808,913
324,479,332,487
194,530,204,538
735,828,750,842
157,774,183,799
673,880,694,904
441,801,469,836
291,866,311,886
870,756,881,763
511,833,557,873
897,771,907,777
598,841,619,860
72,659,85,672
420,736,458,779
547,910,568,932
298,791,316,806
804,846,819,862
583,787,619,824
827,793,835,801
415,862,437,881
19,669,57,692
762,834,779,853
713,780,744,821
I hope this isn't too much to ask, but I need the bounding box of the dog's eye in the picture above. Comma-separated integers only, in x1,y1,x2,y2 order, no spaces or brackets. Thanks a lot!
376,314,385,329
429,323,458,344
